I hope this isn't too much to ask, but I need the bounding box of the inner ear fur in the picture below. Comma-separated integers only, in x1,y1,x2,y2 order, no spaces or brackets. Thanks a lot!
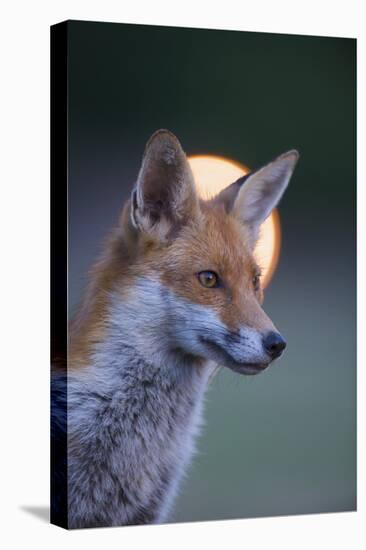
210,173,252,213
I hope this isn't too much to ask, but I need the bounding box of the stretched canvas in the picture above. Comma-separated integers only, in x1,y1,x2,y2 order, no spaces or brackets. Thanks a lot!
51,20,356,529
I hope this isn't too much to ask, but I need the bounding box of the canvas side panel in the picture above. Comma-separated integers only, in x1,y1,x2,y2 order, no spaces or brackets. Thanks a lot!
50,21,68,530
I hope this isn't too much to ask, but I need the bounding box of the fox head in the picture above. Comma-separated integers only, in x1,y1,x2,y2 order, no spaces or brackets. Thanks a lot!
117,129,299,375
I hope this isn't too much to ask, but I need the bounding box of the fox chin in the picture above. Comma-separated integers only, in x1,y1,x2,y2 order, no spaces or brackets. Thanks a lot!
51,129,299,529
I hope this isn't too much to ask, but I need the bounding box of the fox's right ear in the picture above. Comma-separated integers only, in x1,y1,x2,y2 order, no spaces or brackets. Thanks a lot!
130,130,199,242
214,150,299,248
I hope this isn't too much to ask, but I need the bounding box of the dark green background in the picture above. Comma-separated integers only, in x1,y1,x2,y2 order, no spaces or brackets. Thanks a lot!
67,21,356,522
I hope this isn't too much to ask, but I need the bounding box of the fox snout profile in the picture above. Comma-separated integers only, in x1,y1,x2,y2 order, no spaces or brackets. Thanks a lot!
51,130,299,528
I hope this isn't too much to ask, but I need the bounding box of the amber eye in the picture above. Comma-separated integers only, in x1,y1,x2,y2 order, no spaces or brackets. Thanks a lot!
252,274,261,291
197,271,220,288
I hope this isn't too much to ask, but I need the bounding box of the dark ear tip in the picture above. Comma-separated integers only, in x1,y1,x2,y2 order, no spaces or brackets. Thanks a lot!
280,149,300,163
145,129,181,152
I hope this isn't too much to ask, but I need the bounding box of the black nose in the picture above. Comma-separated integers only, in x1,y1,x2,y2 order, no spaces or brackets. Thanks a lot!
263,331,287,359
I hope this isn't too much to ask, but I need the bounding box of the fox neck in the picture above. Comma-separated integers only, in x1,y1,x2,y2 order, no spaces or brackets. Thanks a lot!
66,277,213,526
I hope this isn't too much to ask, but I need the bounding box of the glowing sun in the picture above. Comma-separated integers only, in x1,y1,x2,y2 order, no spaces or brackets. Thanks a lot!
188,155,281,288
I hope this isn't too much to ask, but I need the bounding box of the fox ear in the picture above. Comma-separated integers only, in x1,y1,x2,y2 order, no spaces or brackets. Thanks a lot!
131,129,199,241
216,150,299,248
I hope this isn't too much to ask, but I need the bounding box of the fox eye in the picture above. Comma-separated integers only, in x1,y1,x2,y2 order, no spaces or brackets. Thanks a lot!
197,271,220,288
252,274,261,291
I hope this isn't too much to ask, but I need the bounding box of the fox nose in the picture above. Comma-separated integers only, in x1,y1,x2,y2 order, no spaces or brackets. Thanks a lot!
263,331,287,359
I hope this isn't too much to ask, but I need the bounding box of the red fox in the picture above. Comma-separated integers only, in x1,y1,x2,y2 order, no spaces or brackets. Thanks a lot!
51,130,299,528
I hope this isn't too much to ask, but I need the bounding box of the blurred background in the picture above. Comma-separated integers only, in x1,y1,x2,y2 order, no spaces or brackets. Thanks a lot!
67,21,356,522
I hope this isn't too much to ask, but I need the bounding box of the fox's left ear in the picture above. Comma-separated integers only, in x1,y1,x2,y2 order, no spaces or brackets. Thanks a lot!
216,150,299,248
131,129,199,242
